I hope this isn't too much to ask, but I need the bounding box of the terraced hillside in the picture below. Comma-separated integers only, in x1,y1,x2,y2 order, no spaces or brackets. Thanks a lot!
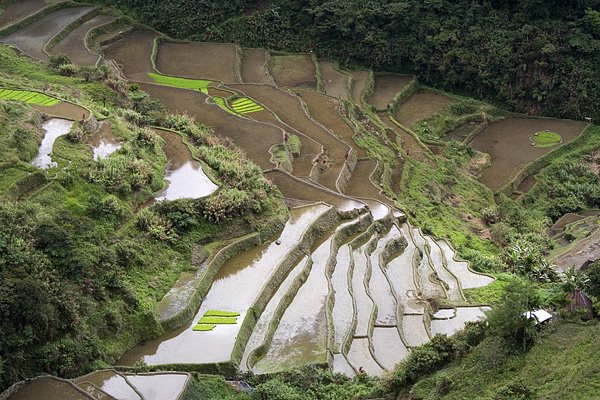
1,3,592,397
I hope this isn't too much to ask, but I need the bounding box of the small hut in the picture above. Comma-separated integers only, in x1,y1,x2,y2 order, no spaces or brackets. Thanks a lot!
566,288,594,320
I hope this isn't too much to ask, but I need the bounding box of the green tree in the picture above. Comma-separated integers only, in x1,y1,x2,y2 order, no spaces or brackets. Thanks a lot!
486,280,541,351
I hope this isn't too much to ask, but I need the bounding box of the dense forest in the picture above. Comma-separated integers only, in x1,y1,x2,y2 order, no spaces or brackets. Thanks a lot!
90,0,600,120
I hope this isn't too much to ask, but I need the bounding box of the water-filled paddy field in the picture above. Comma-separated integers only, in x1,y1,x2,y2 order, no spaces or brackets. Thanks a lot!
1,6,95,61
269,53,317,88
368,75,413,110
241,48,273,84
0,0,65,30
319,61,350,100
157,42,240,83
32,118,73,169
395,90,454,127
470,118,586,192
51,14,114,66
103,30,157,82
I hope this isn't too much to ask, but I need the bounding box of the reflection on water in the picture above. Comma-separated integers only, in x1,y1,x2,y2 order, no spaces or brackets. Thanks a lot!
32,118,74,169
154,129,218,201
118,204,330,366
91,123,121,160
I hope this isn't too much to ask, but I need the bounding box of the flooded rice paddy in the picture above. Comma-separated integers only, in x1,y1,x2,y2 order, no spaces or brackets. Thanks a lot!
368,75,413,110
153,129,218,201
32,118,73,169
118,205,330,366
51,14,114,66
91,122,121,159
319,61,350,100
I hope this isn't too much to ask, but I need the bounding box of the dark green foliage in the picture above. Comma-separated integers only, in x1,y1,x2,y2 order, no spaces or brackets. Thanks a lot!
486,280,541,351
494,379,535,400
48,53,71,68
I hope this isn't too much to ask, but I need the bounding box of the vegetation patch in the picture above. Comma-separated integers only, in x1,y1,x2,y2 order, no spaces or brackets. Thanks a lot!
0,88,60,106
531,131,561,148
192,324,216,331
230,97,263,114
147,72,213,93
204,310,241,317
199,316,238,324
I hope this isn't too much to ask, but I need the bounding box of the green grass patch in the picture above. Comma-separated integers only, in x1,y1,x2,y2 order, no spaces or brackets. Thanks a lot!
198,316,238,324
0,167,29,193
147,72,213,93
192,324,216,331
210,96,237,115
204,310,241,317
464,273,517,305
531,131,561,148
0,88,60,106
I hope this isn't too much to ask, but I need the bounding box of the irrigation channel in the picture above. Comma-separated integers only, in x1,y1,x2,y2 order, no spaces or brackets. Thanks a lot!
0,3,544,398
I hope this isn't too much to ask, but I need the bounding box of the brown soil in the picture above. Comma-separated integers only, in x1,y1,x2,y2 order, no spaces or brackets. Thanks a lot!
265,170,363,211
241,108,321,178
516,174,536,193
0,0,65,30
368,75,412,110
270,54,316,88
231,84,350,191
443,122,479,142
138,83,281,170
207,87,235,98
319,61,349,100
378,113,434,166
156,41,239,83
1,6,95,61
344,159,390,204
395,90,454,127
298,89,366,157
241,48,273,84
350,70,369,105
470,118,586,192
52,14,114,66
32,101,90,121
103,30,157,82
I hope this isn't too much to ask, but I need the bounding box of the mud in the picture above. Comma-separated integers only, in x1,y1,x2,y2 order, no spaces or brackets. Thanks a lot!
0,0,65,30
241,48,273,84
103,30,157,82
52,15,114,66
319,61,349,100
394,91,453,127
368,75,412,110
270,54,316,88
350,70,369,105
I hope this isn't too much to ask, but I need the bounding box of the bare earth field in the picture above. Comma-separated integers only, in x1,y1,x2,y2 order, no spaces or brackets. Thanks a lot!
319,61,349,100
241,48,273,84
157,41,239,83
138,83,282,170
350,70,369,105
395,90,454,127
52,14,114,66
1,6,95,61
471,118,586,192
270,54,317,88
299,89,366,158
103,30,157,82
0,0,65,30
344,159,390,204
368,75,413,110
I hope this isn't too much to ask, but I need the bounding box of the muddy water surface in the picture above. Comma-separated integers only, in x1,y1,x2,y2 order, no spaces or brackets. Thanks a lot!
124,374,188,400
372,327,408,370
91,122,121,159
436,240,494,289
368,75,412,110
369,226,400,325
0,0,65,30
240,256,309,371
430,307,490,336
254,235,334,373
75,371,140,400
1,6,95,61
32,118,73,169
8,377,91,400
319,61,349,100
424,235,463,302
331,244,354,351
351,239,375,337
402,314,429,347
154,129,218,201
347,338,384,376
119,204,330,365
241,48,273,84
350,70,369,105
333,354,356,377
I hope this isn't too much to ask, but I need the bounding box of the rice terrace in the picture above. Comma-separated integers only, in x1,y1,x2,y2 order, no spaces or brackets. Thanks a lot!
0,1,599,399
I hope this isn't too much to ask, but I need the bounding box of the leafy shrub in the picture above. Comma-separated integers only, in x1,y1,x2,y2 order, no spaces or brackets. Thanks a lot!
49,53,71,68
448,101,476,116
202,188,250,223
136,207,177,242
89,154,153,195
494,379,535,400
58,63,78,77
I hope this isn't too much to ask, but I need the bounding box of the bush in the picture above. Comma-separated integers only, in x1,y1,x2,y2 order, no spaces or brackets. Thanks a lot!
494,379,535,400
49,53,71,68
58,63,78,77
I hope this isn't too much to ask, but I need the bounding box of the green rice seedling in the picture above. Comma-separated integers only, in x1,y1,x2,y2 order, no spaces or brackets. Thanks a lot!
0,89,60,106
198,316,238,324
531,131,562,148
147,72,213,93
204,310,241,317
193,324,217,331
